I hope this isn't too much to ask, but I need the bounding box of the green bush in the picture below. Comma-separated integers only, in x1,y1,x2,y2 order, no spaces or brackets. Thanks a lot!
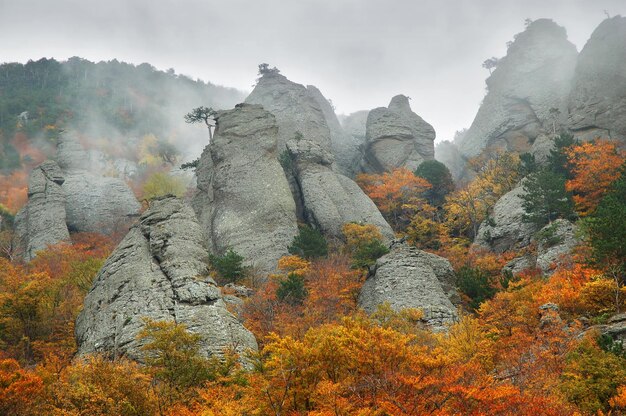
288,225,328,259
456,266,496,310
276,273,308,306
209,249,247,283
352,239,389,269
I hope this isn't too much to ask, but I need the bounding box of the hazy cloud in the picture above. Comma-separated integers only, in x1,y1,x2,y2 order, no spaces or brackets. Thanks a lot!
1,0,625,141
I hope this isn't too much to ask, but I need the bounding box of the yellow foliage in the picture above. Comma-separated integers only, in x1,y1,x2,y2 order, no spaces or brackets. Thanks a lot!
342,222,383,251
277,255,310,276
141,172,186,201
578,278,626,315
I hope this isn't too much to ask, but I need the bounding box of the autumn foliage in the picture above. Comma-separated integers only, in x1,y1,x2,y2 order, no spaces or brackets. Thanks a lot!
565,139,625,216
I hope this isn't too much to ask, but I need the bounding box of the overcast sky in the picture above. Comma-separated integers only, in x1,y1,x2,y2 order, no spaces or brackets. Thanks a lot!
1,0,625,142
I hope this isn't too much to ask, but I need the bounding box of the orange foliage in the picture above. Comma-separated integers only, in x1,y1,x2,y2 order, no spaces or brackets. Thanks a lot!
0,359,44,416
243,254,364,343
11,133,46,168
0,170,28,213
565,139,625,216
357,167,432,229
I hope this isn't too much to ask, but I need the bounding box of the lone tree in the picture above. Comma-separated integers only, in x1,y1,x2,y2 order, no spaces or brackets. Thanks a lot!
184,106,217,141
257,63,280,77
482,57,499,75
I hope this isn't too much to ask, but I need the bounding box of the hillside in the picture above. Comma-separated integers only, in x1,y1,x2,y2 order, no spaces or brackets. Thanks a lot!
1,18,626,416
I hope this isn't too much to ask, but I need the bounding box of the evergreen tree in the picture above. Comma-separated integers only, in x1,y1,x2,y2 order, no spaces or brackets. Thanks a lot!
546,132,577,178
288,225,328,259
209,249,246,283
276,273,308,306
583,164,626,282
521,169,575,226
414,160,455,206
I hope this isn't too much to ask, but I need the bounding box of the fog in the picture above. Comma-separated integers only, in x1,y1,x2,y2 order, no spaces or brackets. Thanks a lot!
1,0,626,142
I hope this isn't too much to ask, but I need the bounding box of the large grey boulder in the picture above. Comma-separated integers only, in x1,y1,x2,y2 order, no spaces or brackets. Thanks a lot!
362,95,435,173
358,241,458,331
286,137,394,241
56,134,140,234
13,161,71,261
459,19,578,158
76,196,258,361
475,181,537,253
567,16,626,142
535,219,579,274
245,73,332,153
192,104,298,274
307,85,361,177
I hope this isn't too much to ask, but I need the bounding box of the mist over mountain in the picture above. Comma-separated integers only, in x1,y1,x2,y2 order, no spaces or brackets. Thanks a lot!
1,4,626,415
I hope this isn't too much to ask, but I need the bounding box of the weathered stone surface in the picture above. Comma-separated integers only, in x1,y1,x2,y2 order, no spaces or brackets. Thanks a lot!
475,181,537,253
245,73,332,153
13,161,70,261
358,241,458,331
435,140,466,182
362,95,435,173
286,137,394,241
535,219,579,274
307,85,361,177
192,104,298,273
76,197,258,361
567,16,626,142
56,134,140,234
459,19,577,158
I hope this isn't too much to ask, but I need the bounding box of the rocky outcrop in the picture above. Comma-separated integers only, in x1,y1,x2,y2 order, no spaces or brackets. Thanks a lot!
307,85,361,177
362,95,435,173
192,104,298,273
459,19,577,158
56,134,140,234
245,73,332,153
13,161,70,261
75,197,257,361
435,140,466,182
535,219,579,274
286,137,394,241
475,181,537,253
567,16,626,142
358,241,458,331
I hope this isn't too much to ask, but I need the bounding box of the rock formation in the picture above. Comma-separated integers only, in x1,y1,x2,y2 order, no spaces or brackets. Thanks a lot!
192,104,298,273
503,219,579,276
307,85,362,177
245,72,332,153
567,16,626,142
56,134,140,234
286,137,394,241
75,196,258,361
362,95,435,173
13,161,70,261
474,181,537,253
535,219,579,274
458,19,578,158
358,241,458,331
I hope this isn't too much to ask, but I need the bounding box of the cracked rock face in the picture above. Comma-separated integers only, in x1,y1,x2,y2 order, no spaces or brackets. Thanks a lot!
56,134,140,234
362,95,435,173
245,73,332,154
287,137,394,241
13,161,70,261
358,241,459,331
75,196,258,361
567,16,626,142
459,19,577,158
192,104,298,274
474,181,537,253
307,85,362,177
